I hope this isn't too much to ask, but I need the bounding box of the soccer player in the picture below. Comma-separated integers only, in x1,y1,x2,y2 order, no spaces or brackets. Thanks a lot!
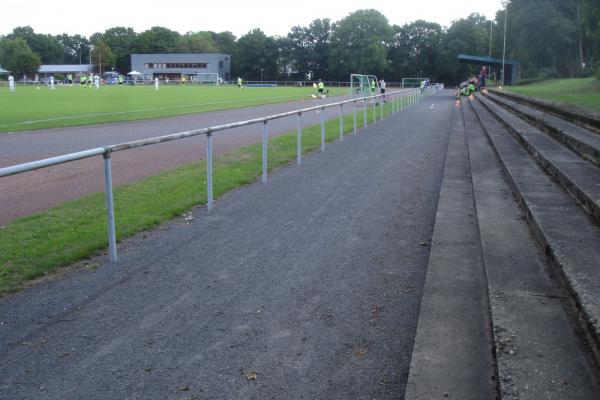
370,79,376,95
8,74,15,92
94,74,100,90
318,79,324,98
237,77,243,90
49,76,55,90
80,74,86,86
379,79,386,102
154,76,159,91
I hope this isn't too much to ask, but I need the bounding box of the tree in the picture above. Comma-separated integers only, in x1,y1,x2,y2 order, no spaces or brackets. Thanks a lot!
389,20,442,81
57,34,91,64
101,27,138,72
236,29,280,80
212,31,238,75
328,10,393,80
90,41,116,74
438,13,491,84
135,26,180,54
7,26,63,64
0,37,42,77
283,19,332,80
178,32,219,53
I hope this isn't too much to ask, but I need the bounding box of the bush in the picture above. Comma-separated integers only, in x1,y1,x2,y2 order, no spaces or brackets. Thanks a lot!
539,68,560,80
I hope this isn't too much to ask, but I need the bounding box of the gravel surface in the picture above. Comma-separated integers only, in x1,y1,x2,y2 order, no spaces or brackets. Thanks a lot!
0,92,452,399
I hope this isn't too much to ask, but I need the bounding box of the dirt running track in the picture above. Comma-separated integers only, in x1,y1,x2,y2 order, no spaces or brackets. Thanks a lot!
0,96,350,225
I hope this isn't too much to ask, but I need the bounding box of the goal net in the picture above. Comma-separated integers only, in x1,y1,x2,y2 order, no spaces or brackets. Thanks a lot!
402,77,429,88
195,72,220,85
350,74,379,97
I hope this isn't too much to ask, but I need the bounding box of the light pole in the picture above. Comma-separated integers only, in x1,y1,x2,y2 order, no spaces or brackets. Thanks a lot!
501,0,508,87
260,68,264,83
489,20,493,80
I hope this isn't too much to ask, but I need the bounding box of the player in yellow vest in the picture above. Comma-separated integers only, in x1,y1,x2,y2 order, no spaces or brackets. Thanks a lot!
318,79,325,98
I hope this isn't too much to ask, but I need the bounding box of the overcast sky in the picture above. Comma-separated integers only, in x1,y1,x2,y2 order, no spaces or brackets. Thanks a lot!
2,0,504,38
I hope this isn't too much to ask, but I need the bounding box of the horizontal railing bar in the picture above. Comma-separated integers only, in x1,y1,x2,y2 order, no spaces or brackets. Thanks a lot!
1,89,420,177
0,148,106,178
108,128,211,152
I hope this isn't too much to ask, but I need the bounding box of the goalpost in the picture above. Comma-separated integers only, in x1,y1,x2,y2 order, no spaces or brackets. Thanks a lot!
195,73,220,85
350,74,379,97
402,77,429,88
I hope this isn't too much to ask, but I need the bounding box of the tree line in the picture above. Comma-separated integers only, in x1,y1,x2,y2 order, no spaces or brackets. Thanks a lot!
1,2,599,84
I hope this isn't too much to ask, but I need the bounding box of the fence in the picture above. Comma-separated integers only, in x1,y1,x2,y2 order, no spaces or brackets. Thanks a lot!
0,80,444,89
0,87,437,262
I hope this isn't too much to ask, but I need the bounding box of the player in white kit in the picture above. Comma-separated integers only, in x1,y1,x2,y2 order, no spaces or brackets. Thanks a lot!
8,74,15,92
49,76,55,89
94,75,100,90
154,77,159,91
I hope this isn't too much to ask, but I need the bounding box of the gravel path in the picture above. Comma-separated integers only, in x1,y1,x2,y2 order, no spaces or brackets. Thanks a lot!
0,92,452,399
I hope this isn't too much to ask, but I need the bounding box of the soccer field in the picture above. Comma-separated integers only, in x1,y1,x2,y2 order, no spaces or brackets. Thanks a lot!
0,84,347,133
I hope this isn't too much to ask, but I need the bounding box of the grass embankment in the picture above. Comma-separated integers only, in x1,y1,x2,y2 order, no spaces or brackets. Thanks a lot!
0,85,347,133
0,97,415,295
507,78,600,110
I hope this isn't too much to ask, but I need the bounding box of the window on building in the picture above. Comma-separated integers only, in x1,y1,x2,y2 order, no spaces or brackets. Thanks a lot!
219,61,223,68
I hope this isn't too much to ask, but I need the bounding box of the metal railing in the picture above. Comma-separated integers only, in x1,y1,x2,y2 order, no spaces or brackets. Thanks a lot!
0,87,436,262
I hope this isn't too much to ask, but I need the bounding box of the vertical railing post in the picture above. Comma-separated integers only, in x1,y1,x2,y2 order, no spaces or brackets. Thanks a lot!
339,103,344,141
400,92,403,110
297,112,302,165
103,152,117,262
206,131,213,211
380,96,384,120
320,107,325,152
363,99,367,128
353,100,357,134
262,120,268,183
372,98,376,124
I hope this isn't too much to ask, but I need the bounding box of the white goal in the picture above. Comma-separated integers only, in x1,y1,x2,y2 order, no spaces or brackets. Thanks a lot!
195,73,220,85
402,77,429,88
350,74,379,97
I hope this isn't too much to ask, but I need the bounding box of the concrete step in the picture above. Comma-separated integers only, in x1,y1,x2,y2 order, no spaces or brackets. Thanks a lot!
488,89,600,134
485,92,600,168
467,97,600,370
463,101,600,399
405,106,497,400
476,94,600,225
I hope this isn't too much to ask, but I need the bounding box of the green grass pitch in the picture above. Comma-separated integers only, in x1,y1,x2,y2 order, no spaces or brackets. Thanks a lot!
0,84,347,133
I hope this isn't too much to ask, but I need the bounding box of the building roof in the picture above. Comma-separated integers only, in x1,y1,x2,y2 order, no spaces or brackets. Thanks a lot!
458,54,519,66
0,66,9,74
38,65,94,73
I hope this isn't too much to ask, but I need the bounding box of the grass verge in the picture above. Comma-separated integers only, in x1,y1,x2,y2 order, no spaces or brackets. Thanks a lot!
506,78,600,110
0,97,413,295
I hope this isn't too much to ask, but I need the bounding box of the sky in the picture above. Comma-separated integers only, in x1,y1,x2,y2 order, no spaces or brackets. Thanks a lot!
2,0,504,38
